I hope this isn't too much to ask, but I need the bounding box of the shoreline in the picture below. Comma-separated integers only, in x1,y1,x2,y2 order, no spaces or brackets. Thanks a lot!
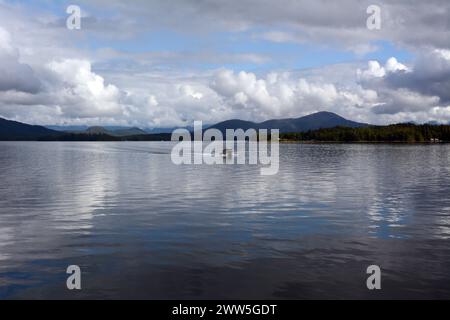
0,139,449,144
279,139,449,144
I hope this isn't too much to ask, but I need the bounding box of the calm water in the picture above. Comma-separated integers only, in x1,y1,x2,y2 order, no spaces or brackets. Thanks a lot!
1,142,450,299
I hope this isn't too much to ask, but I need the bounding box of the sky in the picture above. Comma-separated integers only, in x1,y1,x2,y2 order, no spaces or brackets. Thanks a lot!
1,0,450,127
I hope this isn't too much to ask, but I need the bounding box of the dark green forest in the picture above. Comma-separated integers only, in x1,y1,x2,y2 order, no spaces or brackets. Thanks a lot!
280,124,450,142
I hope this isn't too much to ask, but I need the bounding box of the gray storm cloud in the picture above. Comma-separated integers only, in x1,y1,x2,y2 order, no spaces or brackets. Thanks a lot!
384,50,450,104
0,28,41,94
356,51,450,117
78,0,450,51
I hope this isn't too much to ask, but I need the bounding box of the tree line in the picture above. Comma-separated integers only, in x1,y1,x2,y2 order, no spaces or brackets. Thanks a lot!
280,124,450,142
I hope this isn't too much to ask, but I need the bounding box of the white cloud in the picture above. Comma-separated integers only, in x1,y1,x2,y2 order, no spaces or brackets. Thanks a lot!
385,57,408,73
0,30,126,123
357,58,409,81
46,59,123,118
357,54,450,119
210,69,377,122
1,1,450,127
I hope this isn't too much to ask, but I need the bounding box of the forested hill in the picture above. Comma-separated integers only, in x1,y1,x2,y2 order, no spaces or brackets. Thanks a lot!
280,124,450,142
0,117,61,140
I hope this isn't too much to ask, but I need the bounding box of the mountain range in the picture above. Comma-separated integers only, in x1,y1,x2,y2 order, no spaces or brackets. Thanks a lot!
1,111,368,141
208,111,367,133
0,117,61,141
46,125,193,135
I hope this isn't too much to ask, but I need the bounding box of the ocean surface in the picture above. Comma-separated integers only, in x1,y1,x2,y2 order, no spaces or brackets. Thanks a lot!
1,141,450,299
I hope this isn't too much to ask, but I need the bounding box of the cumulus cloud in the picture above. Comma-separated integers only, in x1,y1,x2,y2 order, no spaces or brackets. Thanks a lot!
210,69,377,122
45,59,123,118
384,50,450,103
0,27,126,124
0,59,126,124
1,23,449,127
1,1,450,127
357,57,408,80
0,27,41,93
357,52,450,117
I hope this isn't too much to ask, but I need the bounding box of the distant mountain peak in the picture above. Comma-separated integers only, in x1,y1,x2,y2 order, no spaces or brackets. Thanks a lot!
85,126,109,135
209,111,368,133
